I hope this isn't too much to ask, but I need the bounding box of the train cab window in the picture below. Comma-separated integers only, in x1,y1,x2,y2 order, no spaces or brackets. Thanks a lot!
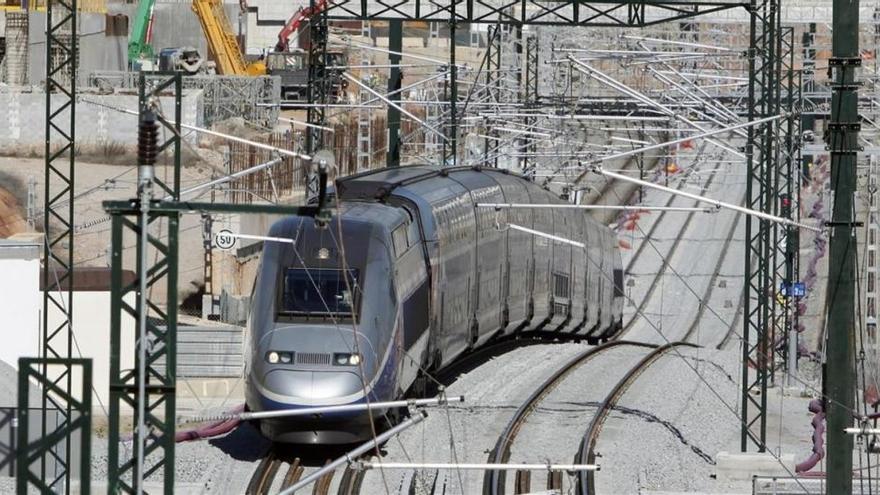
392,224,409,257
277,268,360,320
406,219,420,245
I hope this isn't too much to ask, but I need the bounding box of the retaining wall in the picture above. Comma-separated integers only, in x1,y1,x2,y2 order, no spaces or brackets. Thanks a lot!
0,88,203,150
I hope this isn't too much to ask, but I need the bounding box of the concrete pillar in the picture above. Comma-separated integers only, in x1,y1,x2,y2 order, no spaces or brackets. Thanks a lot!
4,12,28,85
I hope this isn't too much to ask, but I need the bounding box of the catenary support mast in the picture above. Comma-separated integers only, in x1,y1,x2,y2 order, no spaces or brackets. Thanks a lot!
825,0,860,490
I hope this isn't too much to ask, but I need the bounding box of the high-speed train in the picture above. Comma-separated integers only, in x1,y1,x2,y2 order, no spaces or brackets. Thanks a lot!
244,165,624,443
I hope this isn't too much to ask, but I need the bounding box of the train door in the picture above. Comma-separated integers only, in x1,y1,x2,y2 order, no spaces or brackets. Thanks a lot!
490,172,531,332
526,187,552,326
585,222,601,334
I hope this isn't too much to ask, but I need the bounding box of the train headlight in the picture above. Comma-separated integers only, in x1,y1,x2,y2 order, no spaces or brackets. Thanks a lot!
266,351,294,364
333,353,361,366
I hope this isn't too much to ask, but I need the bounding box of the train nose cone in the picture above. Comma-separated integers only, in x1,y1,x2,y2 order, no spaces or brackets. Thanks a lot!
263,369,364,401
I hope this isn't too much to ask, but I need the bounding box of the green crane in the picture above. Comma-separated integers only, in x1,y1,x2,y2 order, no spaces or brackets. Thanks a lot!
128,0,157,68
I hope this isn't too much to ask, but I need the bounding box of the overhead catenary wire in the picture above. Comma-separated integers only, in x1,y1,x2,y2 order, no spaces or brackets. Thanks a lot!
478,203,719,213
591,166,822,232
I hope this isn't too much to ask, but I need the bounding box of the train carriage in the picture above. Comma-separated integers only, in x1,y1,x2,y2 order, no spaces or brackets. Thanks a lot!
245,165,624,443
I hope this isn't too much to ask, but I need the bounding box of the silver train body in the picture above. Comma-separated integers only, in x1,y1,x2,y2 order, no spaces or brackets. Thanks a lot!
244,166,624,443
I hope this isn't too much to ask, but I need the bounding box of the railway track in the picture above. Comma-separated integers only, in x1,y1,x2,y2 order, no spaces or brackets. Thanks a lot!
245,450,307,495
246,449,361,495
574,342,698,494
616,140,752,348
618,143,729,335
243,144,746,495
680,206,745,346
481,340,658,495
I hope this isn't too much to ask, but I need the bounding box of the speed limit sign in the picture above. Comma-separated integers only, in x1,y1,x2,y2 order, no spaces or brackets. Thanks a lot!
214,229,236,251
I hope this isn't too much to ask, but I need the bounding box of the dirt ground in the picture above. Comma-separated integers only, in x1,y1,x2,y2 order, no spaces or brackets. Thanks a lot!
0,152,224,304
0,186,27,238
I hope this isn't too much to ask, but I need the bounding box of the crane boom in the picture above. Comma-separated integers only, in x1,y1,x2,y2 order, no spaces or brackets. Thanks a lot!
192,0,262,75
274,0,327,52
128,0,157,64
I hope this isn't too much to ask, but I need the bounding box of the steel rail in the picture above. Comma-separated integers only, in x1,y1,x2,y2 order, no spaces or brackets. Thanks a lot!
245,450,282,495
336,455,371,495
616,141,725,336
618,167,724,337
679,195,746,344
482,340,657,495
575,342,698,494
280,458,304,490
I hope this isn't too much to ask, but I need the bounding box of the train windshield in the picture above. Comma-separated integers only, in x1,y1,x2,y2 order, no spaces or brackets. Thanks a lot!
278,268,360,320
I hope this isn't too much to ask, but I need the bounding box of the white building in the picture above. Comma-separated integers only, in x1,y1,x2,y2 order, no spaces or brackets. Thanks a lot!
0,237,135,411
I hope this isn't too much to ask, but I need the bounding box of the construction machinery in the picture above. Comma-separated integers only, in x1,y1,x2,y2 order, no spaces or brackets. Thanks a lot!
268,0,348,103
129,0,212,73
189,0,347,102
265,49,347,102
274,0,326,52
191,0,265,76
128,0,157,69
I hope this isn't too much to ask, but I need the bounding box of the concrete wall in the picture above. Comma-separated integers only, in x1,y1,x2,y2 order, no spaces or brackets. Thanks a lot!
27,12,127,84
0,88,203,149
245,0,311,54
22,1,241,82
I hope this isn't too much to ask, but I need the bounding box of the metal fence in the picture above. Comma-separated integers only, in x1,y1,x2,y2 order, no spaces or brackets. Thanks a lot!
154,325,243,378
87,70,280,127
752,476,826,494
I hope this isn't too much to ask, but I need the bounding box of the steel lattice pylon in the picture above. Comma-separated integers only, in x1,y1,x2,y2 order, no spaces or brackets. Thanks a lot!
319,0,749,27
40,0,78,490
773,26,801,385
442,16,459,167
306,0,330,197
16,358,92,494
106,72,182,495
741,0,779,452
522,34,539,172
483,24,503,168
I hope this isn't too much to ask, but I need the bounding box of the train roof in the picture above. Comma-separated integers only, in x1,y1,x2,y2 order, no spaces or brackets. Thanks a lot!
335,165,528,201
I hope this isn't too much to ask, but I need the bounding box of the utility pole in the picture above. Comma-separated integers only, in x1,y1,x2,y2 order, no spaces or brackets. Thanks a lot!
826,0,860,491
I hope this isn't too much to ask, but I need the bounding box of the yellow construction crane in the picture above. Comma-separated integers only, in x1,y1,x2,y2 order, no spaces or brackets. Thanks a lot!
191,0,265,76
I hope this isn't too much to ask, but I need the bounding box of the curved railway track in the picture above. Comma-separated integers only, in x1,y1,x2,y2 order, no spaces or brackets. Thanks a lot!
242,143,745,495
245,450,338,495
481,340,657,495
574,342,698,494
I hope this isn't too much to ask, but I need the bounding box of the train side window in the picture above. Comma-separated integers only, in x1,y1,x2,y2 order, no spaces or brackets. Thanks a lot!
392,224,408,257
553,272,571,299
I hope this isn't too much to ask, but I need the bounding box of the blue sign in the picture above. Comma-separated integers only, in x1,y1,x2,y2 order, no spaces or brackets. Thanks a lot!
780,282,806,298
